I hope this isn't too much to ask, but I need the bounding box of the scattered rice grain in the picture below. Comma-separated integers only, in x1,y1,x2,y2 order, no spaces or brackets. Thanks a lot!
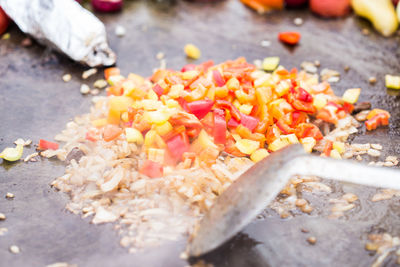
385,156,397,163
370,144,382,150
115,25,126,37
307,236,317,245
260,40,271,47
80,84,90,95
384,161,395,167
293,17,303,26
93,79,107,89
5,192,14,199
369,77,377,84
355,110,370,122
24,152,39,162
0,227,8,236
342,193,358,203
9,245,20,254
0,213,5,220
90,89,100,95
82,68,97,79
156,52,165,60
368,149,381,157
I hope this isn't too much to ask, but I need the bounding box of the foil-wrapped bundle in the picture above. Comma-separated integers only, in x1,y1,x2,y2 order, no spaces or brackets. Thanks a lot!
0,0,116,66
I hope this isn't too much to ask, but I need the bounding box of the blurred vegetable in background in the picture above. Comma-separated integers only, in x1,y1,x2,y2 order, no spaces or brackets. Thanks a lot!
240,0,283,14
351,0,398,37
240,0,400,37
92,0,123,13
310,0,351,17
285,0,308,8
0,6,9,35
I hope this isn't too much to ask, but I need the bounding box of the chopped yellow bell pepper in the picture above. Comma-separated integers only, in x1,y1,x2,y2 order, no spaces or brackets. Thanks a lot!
182,70,199,80
184,44,201,59
300,137,316,153
147,89,158,101
333,141,345,154
313,94,327,110
226,77,240,91
190,130,218,152
144,110,170,125
281,134,299,144
0,144,23,162
268,138,290,152
385,75,400,90
275,79,291,97
125,128,144,145
147,148,165,164
239,104,253,115
342,88,361,104
330,149,342,159
235,139,260,155
107,75,124,86
215,86,229,98
154,121,173,136
250,148,269,162
262,57,280,72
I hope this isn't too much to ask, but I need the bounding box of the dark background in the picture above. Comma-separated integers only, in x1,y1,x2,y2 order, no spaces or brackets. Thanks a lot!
1,0,400,266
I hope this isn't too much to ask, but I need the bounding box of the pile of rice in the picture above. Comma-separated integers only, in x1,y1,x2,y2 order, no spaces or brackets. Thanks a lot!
51,96,253,252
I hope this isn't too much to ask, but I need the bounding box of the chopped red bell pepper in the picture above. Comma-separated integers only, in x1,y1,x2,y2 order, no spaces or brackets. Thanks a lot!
198,60,214,72
298,88,313,103
166,133,190,161
104,67,120,80
213,108,227,144
152,84,164,96
266,125,281,144
291,111,307,127
276,119,294,134
365,113,390,131
213,70,226,87
140,160,164,178
187,100,214,120
215,100,241,121
181,64,197,72
86,128,100,142
323,140,333,157
107,86,123,96
227,117,240,128
278,31,301,45
224,136,246,157
288,87,316,114
295,123,323,141
38,139,59,150
327,101,342,109
103,125,123,142
317,108,338,124
177,97,190,112
342,102,354,114
240,113,259,132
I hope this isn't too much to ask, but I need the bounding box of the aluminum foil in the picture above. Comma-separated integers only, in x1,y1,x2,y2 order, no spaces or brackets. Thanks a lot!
0,0,116,67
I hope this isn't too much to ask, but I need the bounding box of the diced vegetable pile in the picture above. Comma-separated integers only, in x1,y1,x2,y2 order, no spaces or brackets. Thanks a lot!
81,58,390,178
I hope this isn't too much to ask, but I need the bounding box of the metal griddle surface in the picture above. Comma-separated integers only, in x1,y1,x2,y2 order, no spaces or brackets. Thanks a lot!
1,1,400,266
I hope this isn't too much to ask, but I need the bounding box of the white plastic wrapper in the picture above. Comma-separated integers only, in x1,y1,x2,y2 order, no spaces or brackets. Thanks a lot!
0,0,116,67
